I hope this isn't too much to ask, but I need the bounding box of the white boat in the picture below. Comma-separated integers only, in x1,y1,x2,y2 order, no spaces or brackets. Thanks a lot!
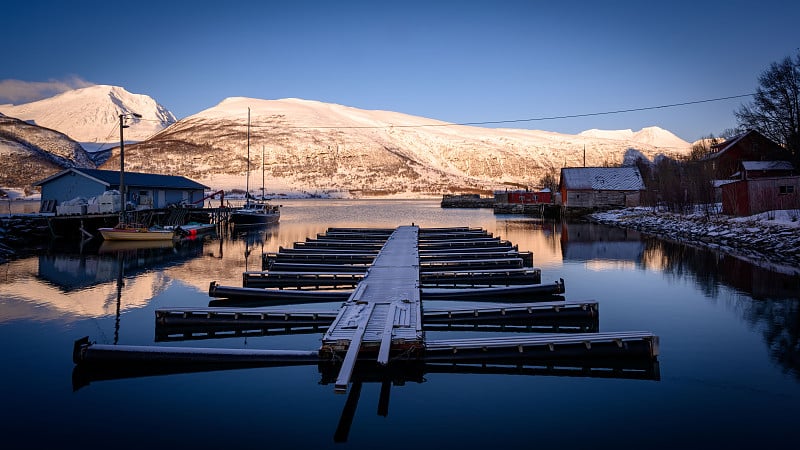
98,223,175,241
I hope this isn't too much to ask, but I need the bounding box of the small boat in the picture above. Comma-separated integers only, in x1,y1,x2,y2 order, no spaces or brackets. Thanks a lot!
231,201,280,226
98,223,175,241
176,222,217,237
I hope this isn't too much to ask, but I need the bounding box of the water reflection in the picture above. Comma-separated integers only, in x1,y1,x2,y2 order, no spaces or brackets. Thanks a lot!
643,238,800,300
557,219,800,379
561,221,800,301
38,239,207,291
1,236,210,322
230,223,275,272
561,221,644,265
641,237,800,379
3,200,800,448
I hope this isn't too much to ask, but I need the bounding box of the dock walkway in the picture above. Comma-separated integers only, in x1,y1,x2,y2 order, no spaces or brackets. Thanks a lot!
320,226,423,390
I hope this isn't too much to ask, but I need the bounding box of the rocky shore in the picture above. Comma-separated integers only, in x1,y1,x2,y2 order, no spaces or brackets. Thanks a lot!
589,208,800,276
0,215,52,264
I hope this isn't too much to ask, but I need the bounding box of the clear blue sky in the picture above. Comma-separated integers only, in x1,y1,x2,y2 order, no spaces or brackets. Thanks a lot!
3,0,798,142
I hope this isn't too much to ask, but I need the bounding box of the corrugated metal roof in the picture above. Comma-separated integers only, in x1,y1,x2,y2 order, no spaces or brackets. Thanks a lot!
560,167,644,191
741,161,795,171
36,168,208,190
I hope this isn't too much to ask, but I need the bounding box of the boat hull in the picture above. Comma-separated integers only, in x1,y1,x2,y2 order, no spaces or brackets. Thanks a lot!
99,228,175,241
230,211,280,225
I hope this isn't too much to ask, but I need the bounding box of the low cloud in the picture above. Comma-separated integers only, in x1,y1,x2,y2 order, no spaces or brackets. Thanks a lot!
0,76,95,104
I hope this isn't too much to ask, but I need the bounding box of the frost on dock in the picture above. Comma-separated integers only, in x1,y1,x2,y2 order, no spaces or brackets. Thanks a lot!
72,225,659,440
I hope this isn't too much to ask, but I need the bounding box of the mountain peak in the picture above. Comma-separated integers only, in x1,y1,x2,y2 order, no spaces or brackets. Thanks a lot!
579,126,688,149
0,85,177,145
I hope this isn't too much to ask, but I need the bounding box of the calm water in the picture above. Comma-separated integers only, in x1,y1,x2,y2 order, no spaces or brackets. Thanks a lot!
1,199,799,449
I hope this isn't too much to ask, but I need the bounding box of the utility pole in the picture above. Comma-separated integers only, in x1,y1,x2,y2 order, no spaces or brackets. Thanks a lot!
118,112,142,221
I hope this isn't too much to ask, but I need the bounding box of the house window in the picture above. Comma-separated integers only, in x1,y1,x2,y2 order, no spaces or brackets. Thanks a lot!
779,185,795,194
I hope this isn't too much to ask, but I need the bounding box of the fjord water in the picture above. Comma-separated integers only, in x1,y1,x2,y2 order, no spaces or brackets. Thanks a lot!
1,199,798,449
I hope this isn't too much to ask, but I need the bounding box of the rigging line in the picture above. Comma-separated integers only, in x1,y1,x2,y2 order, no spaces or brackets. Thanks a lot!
238,93,756,130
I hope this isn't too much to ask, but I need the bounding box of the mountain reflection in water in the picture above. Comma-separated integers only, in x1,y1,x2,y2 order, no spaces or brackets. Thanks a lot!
1,199,799,449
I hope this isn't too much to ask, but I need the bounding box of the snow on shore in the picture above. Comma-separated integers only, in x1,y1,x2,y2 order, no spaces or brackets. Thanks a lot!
590,207,800,276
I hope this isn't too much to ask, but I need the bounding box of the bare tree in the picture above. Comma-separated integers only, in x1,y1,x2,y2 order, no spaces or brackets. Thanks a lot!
634,157,657,207
539,172,558,193
736,51,800,165
719,128,742,140
689,134,721,161
653,156,687,213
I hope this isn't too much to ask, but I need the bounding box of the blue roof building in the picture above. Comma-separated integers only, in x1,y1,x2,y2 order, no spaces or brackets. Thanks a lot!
34,168,209,213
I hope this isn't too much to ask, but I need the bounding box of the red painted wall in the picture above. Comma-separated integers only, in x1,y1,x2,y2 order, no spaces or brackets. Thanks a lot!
506,191,552,204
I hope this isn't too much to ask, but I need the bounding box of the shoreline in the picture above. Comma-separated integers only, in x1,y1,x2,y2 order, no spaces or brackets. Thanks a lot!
588,207,800,276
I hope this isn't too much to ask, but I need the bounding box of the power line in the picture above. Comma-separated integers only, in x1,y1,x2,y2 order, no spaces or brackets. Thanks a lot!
241,93,756,130
456,93,756,126
121,92,757,133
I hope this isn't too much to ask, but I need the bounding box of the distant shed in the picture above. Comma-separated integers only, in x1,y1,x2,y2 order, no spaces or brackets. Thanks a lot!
496,189,552,204
721,161,799,216
33,168,208,213
559,167,644,209
722,176,800,216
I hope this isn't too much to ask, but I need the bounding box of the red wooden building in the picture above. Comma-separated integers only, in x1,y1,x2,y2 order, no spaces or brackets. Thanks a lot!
504,189,552,204
703,130,792,179
721,160,799,216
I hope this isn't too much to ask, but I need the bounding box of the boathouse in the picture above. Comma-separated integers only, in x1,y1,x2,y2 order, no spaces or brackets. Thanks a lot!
558,166,644,210
721,161,799,216
33,168,208,214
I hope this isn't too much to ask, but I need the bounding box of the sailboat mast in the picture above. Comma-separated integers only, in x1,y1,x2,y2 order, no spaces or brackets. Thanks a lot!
246,107,250,205
262,145,265,200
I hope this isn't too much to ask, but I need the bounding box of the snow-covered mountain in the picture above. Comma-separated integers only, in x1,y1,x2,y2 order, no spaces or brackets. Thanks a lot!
579,127,690,150
108,97,691,197
0,114,95,188
0,85,176,148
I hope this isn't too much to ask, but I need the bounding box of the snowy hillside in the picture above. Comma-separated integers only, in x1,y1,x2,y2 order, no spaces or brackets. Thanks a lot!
0,115,94,187
107,97,692,197
0,85,176,147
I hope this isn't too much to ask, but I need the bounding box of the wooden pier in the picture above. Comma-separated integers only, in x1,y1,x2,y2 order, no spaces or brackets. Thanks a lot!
75,225,657,386
72,224,660,441
44,205,235,239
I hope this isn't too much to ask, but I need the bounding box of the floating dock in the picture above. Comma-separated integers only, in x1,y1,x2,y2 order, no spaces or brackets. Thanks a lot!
74,226,659,393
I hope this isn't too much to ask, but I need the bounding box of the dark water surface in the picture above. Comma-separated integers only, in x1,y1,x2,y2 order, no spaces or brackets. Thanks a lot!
1,199,798,449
